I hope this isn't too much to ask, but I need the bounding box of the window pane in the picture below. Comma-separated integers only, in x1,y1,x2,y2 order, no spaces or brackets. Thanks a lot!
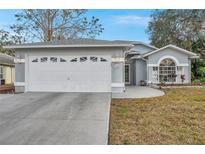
90,56,98,62
159,58,176,83
70,58,77,62
32,58,38,62
50,57,57,62
125,65,130,83
60,58,66,62
0,66,3,73
80,57,87,62
41,57,48,62
100,57,108,62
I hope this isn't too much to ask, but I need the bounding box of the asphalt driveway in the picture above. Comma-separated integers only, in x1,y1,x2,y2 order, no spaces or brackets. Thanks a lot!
0,92,111,145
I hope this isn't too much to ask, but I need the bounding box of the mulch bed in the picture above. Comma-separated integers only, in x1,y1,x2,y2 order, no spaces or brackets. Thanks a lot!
158,83,205,89
0,87,15,94
159,83,205,86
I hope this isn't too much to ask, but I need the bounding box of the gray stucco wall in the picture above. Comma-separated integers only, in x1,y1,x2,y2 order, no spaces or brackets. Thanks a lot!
15,47,125,92
15,63,25,82
147,47,191,83
125,59,135,85
131,44,155,54
148,48,189,65
135,59,147,85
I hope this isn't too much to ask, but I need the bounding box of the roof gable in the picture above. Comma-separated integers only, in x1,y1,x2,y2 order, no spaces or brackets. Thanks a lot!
143,44,198,58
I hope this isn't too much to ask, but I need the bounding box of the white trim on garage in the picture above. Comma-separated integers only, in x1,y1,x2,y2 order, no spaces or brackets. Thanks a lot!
14,82,25,86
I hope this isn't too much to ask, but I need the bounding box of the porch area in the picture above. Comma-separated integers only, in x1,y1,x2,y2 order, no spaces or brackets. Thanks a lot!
112,86,165,99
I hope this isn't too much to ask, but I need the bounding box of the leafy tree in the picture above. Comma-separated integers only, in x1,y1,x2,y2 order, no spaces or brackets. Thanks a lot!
11,9,104,42
147,10,205,51
0,29,23,56
147,10,205,80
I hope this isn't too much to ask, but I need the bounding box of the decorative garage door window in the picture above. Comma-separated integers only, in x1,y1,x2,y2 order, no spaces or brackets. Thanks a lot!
100,57,108,62
70,58,77,62
60,58,66,62
50,57,57,63
41,57,48,62
80,57,87,62
90,56,98,62
32,56,108,63
32,58,38,62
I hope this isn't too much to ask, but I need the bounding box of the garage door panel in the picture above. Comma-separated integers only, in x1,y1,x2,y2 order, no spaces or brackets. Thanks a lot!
28,54,111,92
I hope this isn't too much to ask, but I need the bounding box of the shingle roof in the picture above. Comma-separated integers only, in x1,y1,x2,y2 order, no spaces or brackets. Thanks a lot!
0,54,14,66
4,38,157,53
4,38,135,49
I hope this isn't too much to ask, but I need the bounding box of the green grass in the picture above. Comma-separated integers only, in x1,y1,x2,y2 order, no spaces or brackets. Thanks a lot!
109,88,205,144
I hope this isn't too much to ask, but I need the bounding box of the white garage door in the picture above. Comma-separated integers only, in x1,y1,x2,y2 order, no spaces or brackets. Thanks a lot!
27,54,111,92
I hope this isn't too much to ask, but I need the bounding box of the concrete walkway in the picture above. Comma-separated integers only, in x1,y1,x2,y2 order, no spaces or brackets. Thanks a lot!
0,94,14,100
0,92,111,145
112,86,165,99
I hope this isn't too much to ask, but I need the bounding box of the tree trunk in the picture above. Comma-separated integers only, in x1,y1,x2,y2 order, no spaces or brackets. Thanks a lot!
47,10,52,41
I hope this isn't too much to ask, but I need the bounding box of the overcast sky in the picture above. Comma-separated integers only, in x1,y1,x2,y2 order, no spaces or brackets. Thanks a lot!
0,9,153,43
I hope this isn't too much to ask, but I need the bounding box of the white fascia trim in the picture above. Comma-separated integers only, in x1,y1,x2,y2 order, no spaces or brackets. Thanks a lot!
112,58,125,63
148,63,189,67
112,83,125,87
0,62,14,66
147,64,158,67
143,44,197,57
14,58,25,64
4,44,133,49
179,63,189,66
190,55,200,59
14,82,25,86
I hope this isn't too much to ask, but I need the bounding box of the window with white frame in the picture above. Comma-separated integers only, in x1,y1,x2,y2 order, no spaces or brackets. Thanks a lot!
159,58,176,83
152,66,158,81
0,66,4,79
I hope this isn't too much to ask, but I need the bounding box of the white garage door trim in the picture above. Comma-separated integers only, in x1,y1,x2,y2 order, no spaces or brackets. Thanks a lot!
25,53,111,92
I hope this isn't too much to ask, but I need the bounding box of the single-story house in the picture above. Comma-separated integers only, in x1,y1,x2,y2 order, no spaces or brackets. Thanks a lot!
0,53,15,85
4,39,198,93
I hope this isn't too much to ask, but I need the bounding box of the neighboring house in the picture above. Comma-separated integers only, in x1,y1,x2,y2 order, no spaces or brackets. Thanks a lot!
0,54,15,85
4,39,198,93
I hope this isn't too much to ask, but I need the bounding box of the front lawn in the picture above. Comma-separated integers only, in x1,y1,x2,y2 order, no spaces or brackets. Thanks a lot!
109,88,205,144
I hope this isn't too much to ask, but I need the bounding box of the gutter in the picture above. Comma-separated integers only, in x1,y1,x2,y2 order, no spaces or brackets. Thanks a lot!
4,44,133,49
190,55,200,59
0,63,15,67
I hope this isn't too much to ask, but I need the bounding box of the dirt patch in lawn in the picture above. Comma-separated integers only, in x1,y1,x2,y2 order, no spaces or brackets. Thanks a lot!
109,88,205,144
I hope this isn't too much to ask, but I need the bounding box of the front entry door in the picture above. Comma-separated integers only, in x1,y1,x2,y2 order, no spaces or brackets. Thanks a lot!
125,64,130,84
